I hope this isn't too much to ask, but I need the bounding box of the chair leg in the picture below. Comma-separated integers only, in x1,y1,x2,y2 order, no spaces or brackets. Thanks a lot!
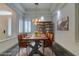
43,47,44,55
43,41,45,55
18,48,20,56
26,47,28,56
51,46,54,55
49,46,53,56
43,42,44,55
26,46,29,56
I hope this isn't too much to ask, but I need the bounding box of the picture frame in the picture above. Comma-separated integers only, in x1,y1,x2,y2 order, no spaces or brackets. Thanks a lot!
57,16,69,31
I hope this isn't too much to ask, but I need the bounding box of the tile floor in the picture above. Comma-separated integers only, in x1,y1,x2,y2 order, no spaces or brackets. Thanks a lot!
16,46,55,56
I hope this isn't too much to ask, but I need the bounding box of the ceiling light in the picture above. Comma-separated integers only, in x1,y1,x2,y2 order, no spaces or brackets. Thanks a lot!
39,16,44,21
32,3,39,25
57,10,61,20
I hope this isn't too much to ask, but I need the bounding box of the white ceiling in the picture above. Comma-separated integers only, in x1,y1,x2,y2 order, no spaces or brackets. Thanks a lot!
8,3,62,20
20,3,52,11
8,3,61,15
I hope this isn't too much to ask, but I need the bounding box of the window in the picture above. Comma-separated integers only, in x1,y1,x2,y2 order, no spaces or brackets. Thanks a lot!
8,16,12,36
24,20,31,33
19,19,23,33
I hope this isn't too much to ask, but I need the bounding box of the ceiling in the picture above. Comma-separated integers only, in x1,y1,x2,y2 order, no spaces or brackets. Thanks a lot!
7,3,62,20
20,3,52,12
7,3,60,15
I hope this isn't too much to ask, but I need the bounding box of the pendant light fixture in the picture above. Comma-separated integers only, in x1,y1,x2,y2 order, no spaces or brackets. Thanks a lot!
32,3,39,25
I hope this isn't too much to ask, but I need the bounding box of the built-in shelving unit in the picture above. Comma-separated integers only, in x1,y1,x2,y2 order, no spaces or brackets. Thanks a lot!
37,21,54,33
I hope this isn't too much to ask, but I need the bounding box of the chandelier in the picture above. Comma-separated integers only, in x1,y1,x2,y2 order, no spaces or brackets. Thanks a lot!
32,3,39,25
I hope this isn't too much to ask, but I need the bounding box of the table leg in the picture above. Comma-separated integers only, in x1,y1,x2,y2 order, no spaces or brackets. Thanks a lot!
29,40,44,56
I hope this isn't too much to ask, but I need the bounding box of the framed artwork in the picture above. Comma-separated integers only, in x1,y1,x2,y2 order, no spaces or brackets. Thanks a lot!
57,16,69,31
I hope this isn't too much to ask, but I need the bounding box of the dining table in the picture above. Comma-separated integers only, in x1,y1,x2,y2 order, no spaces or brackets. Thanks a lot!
22,33,48,56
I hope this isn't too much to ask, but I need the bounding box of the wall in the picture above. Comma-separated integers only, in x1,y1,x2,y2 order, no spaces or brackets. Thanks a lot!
0,4,18,53
0,15,8,40
52,3,79,55
75,4,79,42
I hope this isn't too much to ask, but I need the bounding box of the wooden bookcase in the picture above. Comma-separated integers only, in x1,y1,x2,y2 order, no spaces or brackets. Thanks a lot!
37,21,54,33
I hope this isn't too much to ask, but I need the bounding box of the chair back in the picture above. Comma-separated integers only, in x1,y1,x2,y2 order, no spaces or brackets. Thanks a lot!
44,32,54,47
17,34,27,48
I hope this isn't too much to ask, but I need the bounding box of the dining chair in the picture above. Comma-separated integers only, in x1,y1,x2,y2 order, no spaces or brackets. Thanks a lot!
17,34,29,55
43,32,54,55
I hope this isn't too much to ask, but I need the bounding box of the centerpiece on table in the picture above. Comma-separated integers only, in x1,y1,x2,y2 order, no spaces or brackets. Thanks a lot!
34,31,41,37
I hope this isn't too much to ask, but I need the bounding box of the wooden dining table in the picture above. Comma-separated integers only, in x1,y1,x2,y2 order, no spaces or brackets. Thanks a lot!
22,33,48,56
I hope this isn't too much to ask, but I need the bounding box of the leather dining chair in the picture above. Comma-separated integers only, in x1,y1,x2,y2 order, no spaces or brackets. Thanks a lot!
43,32,54,55
17,34,29,55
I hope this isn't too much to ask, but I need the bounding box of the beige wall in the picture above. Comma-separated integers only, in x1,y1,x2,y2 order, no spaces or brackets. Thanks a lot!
75,4,79,42
52,4,79,55
0,16,8,40
0,4,18,53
